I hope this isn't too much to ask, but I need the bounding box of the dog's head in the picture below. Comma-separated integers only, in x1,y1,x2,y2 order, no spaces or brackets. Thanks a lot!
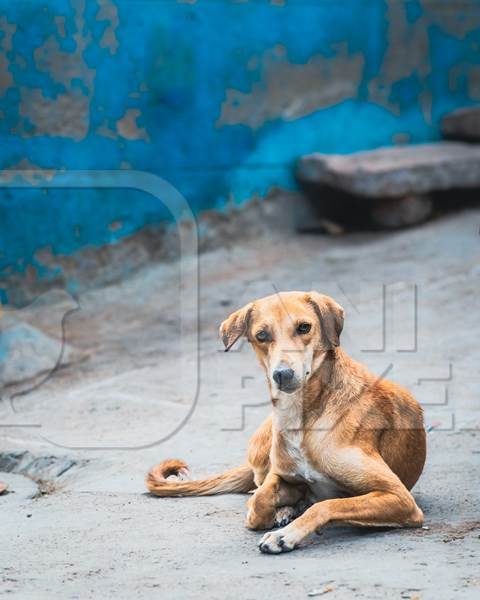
220,291,344,395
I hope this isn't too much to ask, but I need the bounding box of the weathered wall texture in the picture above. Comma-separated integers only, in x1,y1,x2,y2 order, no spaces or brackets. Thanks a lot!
1,0,480,298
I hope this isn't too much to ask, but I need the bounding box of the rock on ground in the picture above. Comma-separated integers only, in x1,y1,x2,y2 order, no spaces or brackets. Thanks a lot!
441,106,480,142
0,290,87,390
297,142,480,198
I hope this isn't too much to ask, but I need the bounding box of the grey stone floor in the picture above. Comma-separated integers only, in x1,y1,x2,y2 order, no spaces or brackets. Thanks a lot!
1,208,479,599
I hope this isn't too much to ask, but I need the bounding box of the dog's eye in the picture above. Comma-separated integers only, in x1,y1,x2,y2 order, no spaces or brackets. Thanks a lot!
255,330,269,342
296,322,311,335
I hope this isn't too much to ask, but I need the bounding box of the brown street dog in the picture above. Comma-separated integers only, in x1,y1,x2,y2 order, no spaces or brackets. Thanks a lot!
146,291,426,554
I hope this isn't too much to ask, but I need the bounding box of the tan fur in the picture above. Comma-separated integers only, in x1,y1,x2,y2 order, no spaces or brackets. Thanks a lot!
146,461,254,496
146,291,426,553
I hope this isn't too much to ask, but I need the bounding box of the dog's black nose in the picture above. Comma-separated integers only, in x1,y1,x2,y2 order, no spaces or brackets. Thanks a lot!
273,366,295,386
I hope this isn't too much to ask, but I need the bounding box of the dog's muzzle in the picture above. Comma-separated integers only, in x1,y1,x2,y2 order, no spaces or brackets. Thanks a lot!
272,365,300,392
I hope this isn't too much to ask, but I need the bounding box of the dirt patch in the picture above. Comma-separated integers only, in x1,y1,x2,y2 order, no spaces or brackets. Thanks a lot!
412,520,480,543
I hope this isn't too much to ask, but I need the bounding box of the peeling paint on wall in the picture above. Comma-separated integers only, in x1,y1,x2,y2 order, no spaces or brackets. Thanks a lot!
18,88,90,141
0,160,55,183
449,63,480,100
367,0,480,122
217,44,364,129
15,1,95,140
97,0,120,55
116,108,150,141
0,16,15,96
368,0,433,120
95,119,118,140
427,2,480,37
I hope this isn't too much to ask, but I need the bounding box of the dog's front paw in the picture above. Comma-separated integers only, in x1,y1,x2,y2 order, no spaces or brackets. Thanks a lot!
274,506,297,528
245,507,275,531
258,526,302,554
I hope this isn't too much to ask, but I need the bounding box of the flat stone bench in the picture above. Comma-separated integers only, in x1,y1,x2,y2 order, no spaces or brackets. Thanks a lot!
441,106,480,142
297,142,480,198
296,142,480,229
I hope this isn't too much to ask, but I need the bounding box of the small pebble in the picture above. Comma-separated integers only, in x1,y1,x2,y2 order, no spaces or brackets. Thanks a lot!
308,587,334,597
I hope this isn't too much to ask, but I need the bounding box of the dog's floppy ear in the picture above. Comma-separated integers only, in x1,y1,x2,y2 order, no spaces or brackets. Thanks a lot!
219,302,254,351
307,292,344,348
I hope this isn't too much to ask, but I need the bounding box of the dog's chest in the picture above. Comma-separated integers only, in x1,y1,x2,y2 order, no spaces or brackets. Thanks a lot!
276,430,341,499
281,431,316,481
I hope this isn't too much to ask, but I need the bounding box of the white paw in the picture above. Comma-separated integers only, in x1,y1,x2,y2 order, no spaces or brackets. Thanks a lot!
258,526,301,554
274,506,297,528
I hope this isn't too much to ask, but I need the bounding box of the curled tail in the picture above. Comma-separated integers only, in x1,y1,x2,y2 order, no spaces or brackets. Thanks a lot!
145,459,255,497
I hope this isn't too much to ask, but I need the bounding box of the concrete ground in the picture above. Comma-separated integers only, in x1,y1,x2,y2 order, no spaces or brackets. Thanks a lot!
1,207,479,599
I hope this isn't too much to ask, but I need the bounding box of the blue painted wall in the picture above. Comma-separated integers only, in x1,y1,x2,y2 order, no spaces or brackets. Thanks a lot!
1,0,480,298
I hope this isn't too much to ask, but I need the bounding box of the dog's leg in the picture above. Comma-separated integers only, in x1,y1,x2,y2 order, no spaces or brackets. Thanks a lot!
247,416,272,488
259,489,423,553
245,472,305,531
258,454,423,553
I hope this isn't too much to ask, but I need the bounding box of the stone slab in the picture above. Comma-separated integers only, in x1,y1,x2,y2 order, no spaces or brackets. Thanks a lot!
441,106,480,141
0,450,80,479
297,142,480,198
